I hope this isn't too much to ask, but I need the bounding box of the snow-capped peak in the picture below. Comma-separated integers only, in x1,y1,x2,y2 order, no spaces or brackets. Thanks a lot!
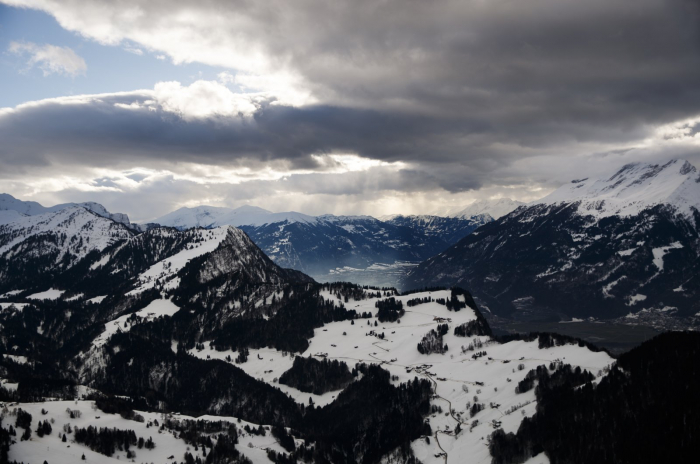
153,205,318,229
0,205,133,265
533,159,700,220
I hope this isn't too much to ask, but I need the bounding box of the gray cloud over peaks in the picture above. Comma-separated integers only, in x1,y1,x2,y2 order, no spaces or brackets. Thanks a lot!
2,0,700,216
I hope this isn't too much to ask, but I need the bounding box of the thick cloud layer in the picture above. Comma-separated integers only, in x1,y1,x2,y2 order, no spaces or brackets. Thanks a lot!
2,0,700,218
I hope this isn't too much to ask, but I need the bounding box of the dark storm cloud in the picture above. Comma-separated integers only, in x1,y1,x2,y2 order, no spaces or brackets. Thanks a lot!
2,0,700,201
0,92,492,181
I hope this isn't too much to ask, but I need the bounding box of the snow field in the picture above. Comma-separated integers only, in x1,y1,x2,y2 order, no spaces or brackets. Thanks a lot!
3,400,290,464
27,288,64,300
91,298,181,348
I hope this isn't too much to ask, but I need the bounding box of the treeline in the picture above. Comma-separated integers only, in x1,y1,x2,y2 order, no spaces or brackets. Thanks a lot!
0,420,10,464
159,418,252,464
95,332,303,427
278,356,353,395
454,318,492,337
73,426,153,458
514,363,593,395
417,324,449,355
376,297,405,322
494,331,608,354
406,296,432,307
490,332,700,464
208,289,358,353
303,364,433,464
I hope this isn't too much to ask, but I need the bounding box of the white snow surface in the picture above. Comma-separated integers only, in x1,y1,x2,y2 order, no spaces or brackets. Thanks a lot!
0,289,24,298
3,354,28,364
27,288,64,300
651,242,684,271
0,193,131,225
92,298,181,347
0,302,28,311
533,159,700,220
4,400,290,464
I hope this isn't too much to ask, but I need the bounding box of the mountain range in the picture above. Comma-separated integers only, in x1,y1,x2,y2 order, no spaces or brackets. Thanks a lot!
150,202,517,286
0,193,134,228
0,161,699,464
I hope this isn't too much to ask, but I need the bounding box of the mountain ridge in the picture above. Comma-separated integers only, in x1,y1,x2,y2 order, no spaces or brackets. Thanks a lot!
404,159,700,328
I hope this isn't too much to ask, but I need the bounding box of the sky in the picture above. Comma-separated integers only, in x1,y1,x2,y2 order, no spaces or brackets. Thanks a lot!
1,0,700,223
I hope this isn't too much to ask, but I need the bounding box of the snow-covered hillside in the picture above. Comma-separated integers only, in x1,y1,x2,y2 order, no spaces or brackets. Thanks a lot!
0,206,131,260
6,400,295,464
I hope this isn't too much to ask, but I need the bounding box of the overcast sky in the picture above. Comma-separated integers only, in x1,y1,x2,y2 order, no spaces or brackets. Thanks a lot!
1,0,700,222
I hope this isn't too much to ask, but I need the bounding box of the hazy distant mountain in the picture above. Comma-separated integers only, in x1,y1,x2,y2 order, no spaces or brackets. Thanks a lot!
382,214,490,245
152,204,316,229
405,159,700,329
442,198,525,220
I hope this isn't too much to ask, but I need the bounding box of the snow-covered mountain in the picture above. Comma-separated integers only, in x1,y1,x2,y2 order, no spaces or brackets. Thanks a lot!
0,205,134,291
382,214,490,245
405,160,700,328
534,159,700,219
441,198,525,220
0,193,133,226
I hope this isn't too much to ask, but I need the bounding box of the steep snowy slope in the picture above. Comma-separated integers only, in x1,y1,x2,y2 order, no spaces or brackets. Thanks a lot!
58,224,313,324
405,160,700,327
